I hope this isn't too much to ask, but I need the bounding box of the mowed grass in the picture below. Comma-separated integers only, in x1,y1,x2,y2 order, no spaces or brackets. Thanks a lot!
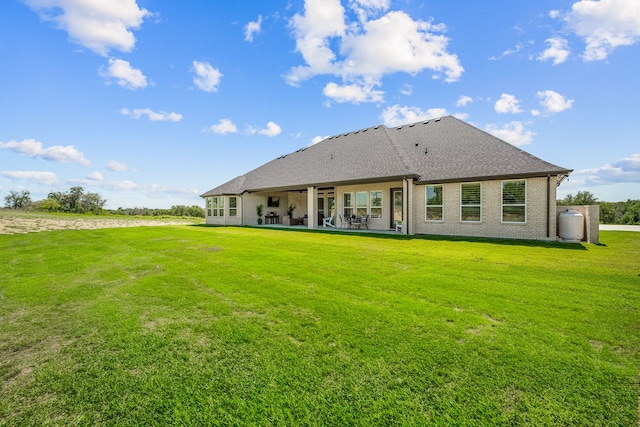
0,225,638,425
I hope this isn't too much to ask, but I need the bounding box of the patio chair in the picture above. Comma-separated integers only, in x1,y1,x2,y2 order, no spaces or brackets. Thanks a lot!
322,215,335,227
339,215,349,229
359,215,369,229
395,220,403,232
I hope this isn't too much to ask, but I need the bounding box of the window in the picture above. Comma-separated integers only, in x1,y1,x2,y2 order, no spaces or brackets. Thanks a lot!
356,191,368,217
461,183,481,222
370,191,382,218
426,185,443,221
211,196,218,217
206,197,213,217
218,197,224,217
502,180,526,223
211,196,224,217
343,192,354,218
229,196,237,217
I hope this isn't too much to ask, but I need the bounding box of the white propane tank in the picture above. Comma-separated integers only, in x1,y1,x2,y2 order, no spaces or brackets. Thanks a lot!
558,209,584,242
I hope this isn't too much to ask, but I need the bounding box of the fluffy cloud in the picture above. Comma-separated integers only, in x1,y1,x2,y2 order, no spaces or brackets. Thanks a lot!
563,0,640,61
485,121,535,146
24,0,149,56
494,93,523,114
257,122,282,137
1,170,59,186
323,81,384,103
106,160,137,172
121,108,182,122
578,153,640,184
456,95,473,107
537,37,571,65
245,15,262,42
192,60,223,92
209,119,238,135
287,0,463,103
86,171,104,181
0,139,90,166
536,90,574,113
380,105,448,127
100,59,147,89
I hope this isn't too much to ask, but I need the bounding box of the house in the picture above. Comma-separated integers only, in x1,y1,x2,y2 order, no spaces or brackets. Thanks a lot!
201,116,572,241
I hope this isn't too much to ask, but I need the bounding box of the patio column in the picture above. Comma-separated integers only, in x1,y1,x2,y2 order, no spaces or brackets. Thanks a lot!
307,186,317,229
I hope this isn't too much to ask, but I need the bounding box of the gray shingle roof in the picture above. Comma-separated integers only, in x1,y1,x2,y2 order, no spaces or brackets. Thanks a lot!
201,116,571,197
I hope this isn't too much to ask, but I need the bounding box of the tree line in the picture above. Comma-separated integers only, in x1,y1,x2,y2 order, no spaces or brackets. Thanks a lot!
3,187,205,218
557,191,639,225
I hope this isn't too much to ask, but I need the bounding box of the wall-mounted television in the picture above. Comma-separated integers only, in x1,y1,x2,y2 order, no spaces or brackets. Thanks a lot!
268,196,280,207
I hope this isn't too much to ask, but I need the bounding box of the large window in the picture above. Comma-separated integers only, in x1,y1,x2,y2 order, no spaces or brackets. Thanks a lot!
502,180,526,223
426,185,443,221
206,197,213,217
370,191,382,218
229,196,237,217
343,192,354,218
460,183,481,222
211,196,224,217
356,191,368,217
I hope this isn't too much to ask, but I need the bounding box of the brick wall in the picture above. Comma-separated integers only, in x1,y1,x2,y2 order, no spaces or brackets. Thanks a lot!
411,176,558,241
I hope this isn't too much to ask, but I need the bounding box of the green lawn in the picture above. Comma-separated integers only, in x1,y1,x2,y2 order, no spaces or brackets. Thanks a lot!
0,225,638,425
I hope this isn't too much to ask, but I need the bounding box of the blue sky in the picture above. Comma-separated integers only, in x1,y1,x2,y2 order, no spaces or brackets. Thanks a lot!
1,0,639,209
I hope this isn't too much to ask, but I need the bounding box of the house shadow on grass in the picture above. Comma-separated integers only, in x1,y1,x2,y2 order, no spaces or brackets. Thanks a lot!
192,224,588,251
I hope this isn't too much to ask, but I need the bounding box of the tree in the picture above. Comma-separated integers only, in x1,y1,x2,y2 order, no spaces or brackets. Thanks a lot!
599,202,616,224
34,198,62,212
621,202,640,225
558,190,598,206
47,187,106,213
4,190,32,209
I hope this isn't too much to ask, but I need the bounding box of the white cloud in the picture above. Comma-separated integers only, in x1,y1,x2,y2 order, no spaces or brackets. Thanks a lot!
258,121,282,137
86,171,104,181
245,15,262,42
24,0,149,56
536,90,574,113
537,37,571,65
323,81,384,103
564,0,640,61
100,59,147,89
0,138,91,166
485,121,535,146
494,93,523,114
121,108,182,122
287,1,463,103
1,170,59,186
192,60,223,92
209,119,238,135
576,153,640,184
399,84,413,96
107,160,137,172
456,95,473,107
380,105,448,127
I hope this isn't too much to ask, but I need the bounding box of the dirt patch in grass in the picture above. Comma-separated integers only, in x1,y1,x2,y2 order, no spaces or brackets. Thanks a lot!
0,215,189,235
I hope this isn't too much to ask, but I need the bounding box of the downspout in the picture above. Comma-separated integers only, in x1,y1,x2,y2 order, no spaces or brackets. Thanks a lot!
403,177,409,235
546,174,551,238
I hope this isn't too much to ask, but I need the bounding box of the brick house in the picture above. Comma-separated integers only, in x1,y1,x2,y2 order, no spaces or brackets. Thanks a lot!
201,116,572,240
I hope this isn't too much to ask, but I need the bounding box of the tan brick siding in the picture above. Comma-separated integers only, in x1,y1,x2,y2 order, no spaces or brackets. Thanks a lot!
412,177,558,241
